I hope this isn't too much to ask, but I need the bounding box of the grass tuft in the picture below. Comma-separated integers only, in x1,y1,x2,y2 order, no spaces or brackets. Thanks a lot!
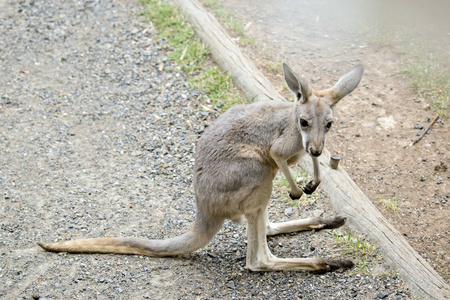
406,53,450,116
141,0,243,109
266,61,283,74
202,0,256,46
330,230,379,274
193,66,243,110
378,197,400,212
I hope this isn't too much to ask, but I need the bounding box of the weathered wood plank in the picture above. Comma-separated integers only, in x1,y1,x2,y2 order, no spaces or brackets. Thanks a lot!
171,0,450,298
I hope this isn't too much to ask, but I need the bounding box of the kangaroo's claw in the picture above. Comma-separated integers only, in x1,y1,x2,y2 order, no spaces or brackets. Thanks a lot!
312,258,354,274
303,180,320,194
322,216,346,229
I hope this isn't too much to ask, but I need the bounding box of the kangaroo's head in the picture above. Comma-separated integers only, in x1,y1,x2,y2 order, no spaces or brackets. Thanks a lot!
283,63,364,157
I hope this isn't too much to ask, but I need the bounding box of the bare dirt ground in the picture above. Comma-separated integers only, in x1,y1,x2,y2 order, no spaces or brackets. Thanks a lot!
218,0,449,283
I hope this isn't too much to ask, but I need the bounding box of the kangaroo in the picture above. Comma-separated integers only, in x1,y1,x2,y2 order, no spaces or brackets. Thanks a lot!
38,63,364,272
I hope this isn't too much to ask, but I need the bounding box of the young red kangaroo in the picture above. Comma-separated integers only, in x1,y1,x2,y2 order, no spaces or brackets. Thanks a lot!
38,63,364,272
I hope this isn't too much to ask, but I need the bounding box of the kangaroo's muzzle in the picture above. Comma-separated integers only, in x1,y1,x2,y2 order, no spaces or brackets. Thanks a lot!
309,149,322,157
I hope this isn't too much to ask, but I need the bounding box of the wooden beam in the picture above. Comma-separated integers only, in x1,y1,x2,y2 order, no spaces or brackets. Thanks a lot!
171,0,450,298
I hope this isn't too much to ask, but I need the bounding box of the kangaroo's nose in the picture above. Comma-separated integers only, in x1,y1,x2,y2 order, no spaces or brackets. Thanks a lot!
310,149,322,157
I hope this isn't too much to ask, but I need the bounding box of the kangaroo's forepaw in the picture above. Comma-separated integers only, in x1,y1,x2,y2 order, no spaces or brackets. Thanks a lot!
303,180,320,194
314,258,354,273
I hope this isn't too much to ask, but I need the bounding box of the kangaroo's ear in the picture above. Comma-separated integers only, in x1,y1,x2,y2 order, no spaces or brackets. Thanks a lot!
283,63,312,103
321,64,364,106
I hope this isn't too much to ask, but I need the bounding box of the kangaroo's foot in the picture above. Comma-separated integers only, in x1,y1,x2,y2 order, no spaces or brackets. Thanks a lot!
319,216,346,229
247,207,353,273
247,256,354,273
289,188,303,200
312,258,355,273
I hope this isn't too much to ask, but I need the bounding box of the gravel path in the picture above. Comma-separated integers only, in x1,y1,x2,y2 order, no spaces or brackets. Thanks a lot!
1,0,412,299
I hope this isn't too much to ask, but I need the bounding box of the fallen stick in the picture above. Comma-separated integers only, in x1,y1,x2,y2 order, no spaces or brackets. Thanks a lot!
409,114,440,147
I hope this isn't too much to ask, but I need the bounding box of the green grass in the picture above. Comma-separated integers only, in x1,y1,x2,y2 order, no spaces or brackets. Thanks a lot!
202,0,256,46
378,197,400,212
266,61,283,74
331,231,375,256
330,230,379,274
406,53,449,116
141,0,243,109
193,66,243,110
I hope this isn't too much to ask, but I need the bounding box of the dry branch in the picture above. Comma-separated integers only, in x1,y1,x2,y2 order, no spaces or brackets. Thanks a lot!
409,114,440,147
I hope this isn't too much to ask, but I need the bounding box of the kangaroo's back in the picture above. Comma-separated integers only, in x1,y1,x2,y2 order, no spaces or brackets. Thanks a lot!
193,101,297,218
196,101,293,152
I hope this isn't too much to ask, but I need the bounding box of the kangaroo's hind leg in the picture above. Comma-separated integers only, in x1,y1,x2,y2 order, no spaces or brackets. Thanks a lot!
245,203,352,272
266,213,346,236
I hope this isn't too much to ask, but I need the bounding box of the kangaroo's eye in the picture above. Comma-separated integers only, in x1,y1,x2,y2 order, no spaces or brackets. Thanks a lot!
300,119,309,127
325,121,333,129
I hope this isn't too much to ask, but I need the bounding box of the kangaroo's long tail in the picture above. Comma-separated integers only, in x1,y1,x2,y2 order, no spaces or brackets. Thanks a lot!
37,212,224,257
